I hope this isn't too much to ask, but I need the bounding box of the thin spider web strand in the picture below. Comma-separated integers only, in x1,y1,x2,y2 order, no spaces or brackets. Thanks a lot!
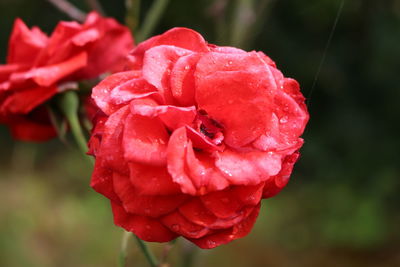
306,0,345,107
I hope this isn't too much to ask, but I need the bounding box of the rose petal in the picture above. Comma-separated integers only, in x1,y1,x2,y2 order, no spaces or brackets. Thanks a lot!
98,106,130,171
92,71,141,115
90,157,120,203
215,149,282,185
113,172,187,218
185,140,229,194
10,52,88,87
7,19,48,65
111,201,177,242
0,85,57,114
179,198,254,230
123,112,169,166
167,127,197,195
161,211,211,239
195,52,277,147
263,152,300,198
142,45,193,103
200,183,263,219
188,204,260,249
129,27,209,69
7,114,56,142
129,162,181,195
129,98,196,130
170,53,201,106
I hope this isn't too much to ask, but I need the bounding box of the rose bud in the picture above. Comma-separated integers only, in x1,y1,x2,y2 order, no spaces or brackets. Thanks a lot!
89,28,309,249
0,12,134,141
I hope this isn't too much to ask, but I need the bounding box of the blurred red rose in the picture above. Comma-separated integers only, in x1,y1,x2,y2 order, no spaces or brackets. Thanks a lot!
0,12,134,141
89,28,309,248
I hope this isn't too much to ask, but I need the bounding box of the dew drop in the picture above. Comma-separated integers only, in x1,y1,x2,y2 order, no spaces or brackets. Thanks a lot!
279,116,288,124
207,240,216,247
171,224,180,231
184,65,190,70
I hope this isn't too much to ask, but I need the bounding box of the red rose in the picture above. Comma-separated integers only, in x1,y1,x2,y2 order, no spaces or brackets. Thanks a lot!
89,28,309,248
0,12,134,141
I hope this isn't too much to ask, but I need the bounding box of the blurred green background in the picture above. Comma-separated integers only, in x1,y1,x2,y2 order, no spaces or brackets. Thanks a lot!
0,0,399,266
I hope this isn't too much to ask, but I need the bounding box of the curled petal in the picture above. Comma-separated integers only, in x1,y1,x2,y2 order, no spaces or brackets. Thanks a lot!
112,172,187,218
196,52,277,147
215,149,282,185
188,204,261,249
7,19,48,65
130,98,196,130
123,112,169,166
1,86,57,114
10,52,87,87
90,157,120,203
167,127,197,195
167,127,228,195
129,27,209,69
111,202,177,242
92,71,141,114
179,198,255,230
161,211,211,239
142,45,193,103
200,183,264,219
98,106,130,171
170,53,201,106
263,152,300,198
129,162,181,195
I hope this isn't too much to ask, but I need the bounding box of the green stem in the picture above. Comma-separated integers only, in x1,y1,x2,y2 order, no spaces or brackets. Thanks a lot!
180,240,197,267
125,0,141,35
136,0,170,42
58,91,93,164
134,235,159,267
119,231,131,267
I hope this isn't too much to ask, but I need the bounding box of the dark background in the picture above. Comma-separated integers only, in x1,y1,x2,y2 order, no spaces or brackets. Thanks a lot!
0,0,399,266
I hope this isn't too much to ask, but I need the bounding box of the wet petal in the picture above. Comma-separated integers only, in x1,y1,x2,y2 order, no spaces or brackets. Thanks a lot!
263,152,300,198
170,53,201,106
167,127,196,195
92,71,141,115
111,201,177,242
128,162,181,195
195,52,277,147
129,27,209,69
123,112,169,166
161,211,211,239
215,149,282,185
200,183,263,219
98,106,130,171
130,98,196,130
142,45,193,103
90,157,120,203
113,172,187,218
188,204,260,249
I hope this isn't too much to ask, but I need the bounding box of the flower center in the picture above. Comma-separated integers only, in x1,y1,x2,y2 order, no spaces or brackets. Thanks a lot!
195,110,224,145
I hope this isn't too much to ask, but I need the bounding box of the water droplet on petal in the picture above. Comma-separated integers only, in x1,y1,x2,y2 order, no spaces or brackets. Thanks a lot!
184,65,190,70
207,240,216,247
171,224,180,231
279,116,288,124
